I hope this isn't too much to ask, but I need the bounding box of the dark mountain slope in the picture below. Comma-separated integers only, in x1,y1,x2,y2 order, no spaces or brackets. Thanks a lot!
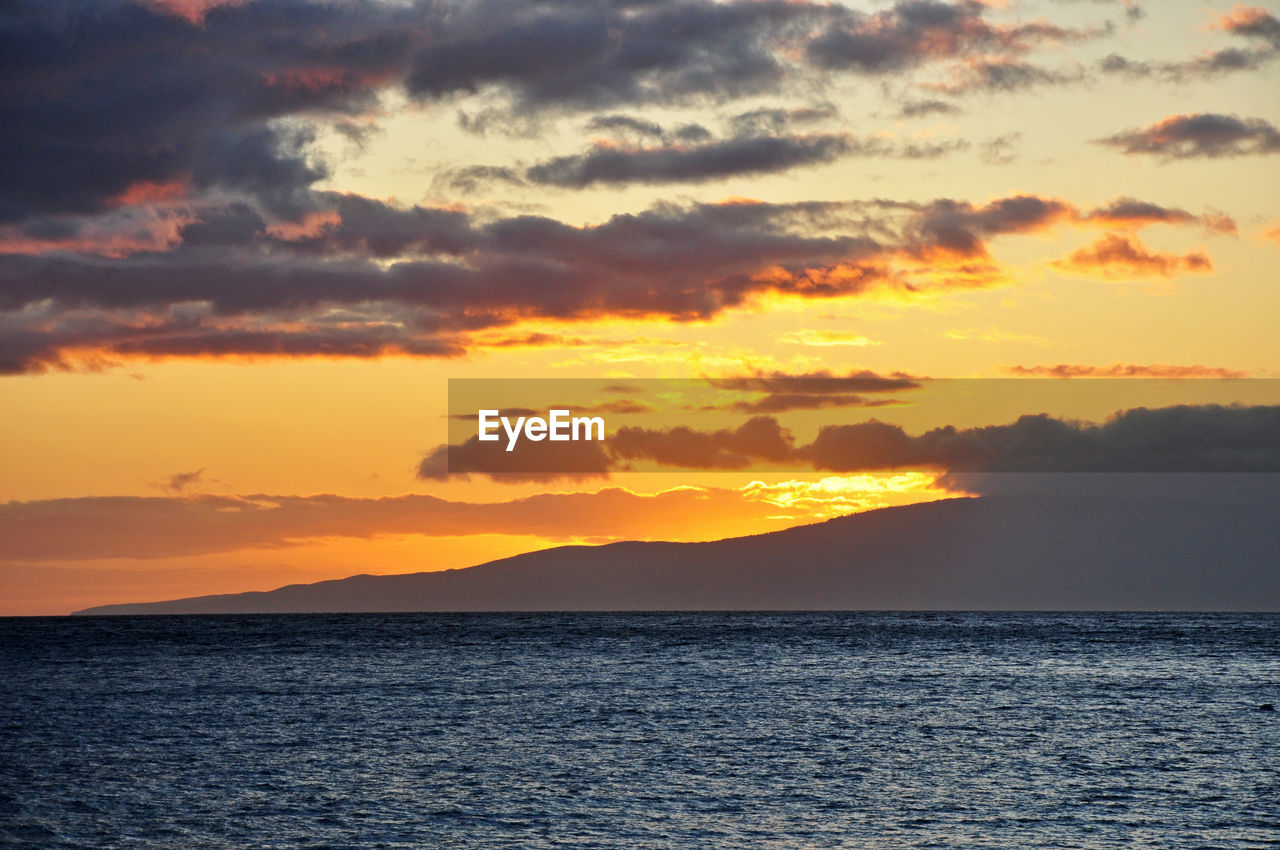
73,494,1280,614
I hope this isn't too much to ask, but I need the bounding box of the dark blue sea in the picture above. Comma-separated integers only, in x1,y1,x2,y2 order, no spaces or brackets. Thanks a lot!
2,613,1278,847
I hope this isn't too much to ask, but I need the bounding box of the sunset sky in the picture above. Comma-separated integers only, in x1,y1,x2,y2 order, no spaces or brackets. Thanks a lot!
2,0,1278,614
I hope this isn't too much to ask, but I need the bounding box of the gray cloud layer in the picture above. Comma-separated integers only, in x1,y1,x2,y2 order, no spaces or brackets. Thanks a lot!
2,0,1120,223
0,0,1249,374
0,191,1231,373
449,109,969,191
1099,113,1280,159
422,403,1280,480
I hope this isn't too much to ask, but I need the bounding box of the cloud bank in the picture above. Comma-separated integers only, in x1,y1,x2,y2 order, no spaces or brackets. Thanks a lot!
421,403,1280,480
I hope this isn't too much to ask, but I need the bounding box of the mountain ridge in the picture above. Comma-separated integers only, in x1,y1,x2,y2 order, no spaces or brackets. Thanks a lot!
72,494,1280,615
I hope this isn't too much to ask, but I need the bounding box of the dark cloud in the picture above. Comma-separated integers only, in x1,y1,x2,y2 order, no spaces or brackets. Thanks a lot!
0,195,883,372
455,102,964,190
1098,113,1280,159
1098,7,1280,80
898,100,962,119
723,394,902,414
807,1,1101,73
419,401,1280,479
980,132,1021,165
0,0,1122,257
586,113,715,144
882,194,1228,266
0,299,468,375
437,165,526,194
403,0,827,111
895,194,1076,259
513,134,963,187
1083,197,1196,227
611,416,797,470
702,369,920,413
524,134,855,188
429,372,918,480
1080,197,1236,234
727,106,838,135
805,405,1280,473
709,369,921,393
417,435,613,482
285,193,478,257
1100,48,1276,81
464,403,1280,477
874,138,970,159
1213,5,1280,49
1096,53,1149,77
406,0,1108,116
0,0,422,223
176,203,268,247
0,198,864,311
928,58,1086,95
0,191,1217,373
1,0,1117,224
586,115,669,139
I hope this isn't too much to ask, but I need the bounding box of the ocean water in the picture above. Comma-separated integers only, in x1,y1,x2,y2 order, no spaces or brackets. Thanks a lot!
2,613,1278,848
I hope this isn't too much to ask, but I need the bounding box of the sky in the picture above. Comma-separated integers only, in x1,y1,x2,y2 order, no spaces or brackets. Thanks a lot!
1,0,1278,614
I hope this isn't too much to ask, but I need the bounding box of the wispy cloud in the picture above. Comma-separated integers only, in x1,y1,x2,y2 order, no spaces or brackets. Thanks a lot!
1098,113,1280,159
1005,363,1250,378
777,330,881,347
444,107,969,191
153,468,208,494
1098,5,1280,80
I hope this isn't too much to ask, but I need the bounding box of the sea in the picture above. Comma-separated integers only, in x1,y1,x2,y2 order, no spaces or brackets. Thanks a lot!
2,612,1278,848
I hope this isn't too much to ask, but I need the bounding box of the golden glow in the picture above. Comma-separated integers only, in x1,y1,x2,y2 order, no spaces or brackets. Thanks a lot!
2,0,1278,614
741,474,952,519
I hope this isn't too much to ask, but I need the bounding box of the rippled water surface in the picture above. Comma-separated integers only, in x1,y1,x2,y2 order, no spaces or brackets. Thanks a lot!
2,612,1278,847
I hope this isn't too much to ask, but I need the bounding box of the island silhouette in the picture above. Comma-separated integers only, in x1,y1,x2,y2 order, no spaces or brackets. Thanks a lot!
72,490,1280,615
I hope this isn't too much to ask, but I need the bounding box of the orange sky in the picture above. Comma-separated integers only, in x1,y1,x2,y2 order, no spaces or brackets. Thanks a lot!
1,0,1278,614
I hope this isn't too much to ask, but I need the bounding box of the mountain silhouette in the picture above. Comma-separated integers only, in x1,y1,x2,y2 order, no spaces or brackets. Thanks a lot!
73,494,1280,614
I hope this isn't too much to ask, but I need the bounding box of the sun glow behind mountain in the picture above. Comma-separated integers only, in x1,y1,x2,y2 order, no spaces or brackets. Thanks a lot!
1,0,1278,613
